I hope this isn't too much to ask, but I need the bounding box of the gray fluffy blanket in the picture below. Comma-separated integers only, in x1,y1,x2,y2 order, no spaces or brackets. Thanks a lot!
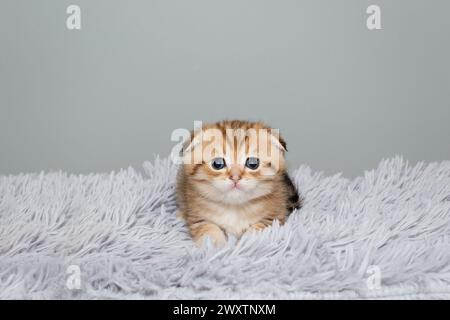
1,157,450,299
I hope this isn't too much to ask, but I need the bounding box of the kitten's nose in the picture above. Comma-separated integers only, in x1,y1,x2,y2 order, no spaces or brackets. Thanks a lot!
229,174,241,182
229,166,242,183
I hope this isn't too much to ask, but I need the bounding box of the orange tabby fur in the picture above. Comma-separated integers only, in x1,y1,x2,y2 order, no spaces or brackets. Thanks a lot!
176,120,300,246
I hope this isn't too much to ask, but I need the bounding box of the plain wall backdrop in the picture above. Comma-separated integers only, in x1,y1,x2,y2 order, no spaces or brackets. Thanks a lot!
1,0,449,177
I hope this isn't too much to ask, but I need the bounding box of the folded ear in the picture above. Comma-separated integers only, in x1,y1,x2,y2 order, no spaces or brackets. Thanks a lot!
180,131,200,157
269,130,287,152
180,129,202,156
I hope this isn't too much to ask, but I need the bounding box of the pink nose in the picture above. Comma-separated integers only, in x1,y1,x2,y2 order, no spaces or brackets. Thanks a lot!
229,175,241,182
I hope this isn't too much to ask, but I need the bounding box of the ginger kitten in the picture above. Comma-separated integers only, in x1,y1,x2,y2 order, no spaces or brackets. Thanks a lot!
176,120,300,246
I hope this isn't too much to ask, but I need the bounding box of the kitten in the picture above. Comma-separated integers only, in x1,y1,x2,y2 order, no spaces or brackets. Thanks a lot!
176,120,300,246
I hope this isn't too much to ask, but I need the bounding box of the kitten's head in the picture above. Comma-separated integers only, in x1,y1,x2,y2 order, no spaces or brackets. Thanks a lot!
181,120,288,204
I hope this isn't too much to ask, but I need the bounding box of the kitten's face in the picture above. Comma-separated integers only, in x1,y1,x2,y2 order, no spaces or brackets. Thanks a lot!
182,122,287,204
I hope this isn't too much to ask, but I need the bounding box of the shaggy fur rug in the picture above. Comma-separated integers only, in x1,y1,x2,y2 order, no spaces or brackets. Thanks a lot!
1,157,450,299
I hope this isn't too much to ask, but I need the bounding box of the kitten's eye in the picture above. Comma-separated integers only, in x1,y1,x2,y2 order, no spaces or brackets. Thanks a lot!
245,157,260,170
211,157,226,170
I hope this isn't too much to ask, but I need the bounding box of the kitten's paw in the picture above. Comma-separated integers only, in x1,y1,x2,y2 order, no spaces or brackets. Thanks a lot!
246,222,268,233
194,224,227,247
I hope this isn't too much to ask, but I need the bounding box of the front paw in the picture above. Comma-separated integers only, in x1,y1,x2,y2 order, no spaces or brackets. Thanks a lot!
191,223,227,247
197,231,227,247
246,222,269,234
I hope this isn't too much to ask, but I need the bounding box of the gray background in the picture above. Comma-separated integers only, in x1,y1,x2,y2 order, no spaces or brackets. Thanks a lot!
1,0,449,177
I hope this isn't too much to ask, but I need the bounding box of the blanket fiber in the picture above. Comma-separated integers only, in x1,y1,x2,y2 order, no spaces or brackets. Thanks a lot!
1,157,450,299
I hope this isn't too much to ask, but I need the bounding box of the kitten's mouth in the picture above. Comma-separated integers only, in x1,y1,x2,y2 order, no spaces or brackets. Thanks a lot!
230,183,242,191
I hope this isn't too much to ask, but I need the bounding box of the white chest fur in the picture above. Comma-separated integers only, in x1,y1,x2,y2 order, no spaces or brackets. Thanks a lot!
207,203,261,237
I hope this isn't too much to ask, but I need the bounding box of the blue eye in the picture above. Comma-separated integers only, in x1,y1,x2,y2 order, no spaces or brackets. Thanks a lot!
245,157,259,170
211,158,226,170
